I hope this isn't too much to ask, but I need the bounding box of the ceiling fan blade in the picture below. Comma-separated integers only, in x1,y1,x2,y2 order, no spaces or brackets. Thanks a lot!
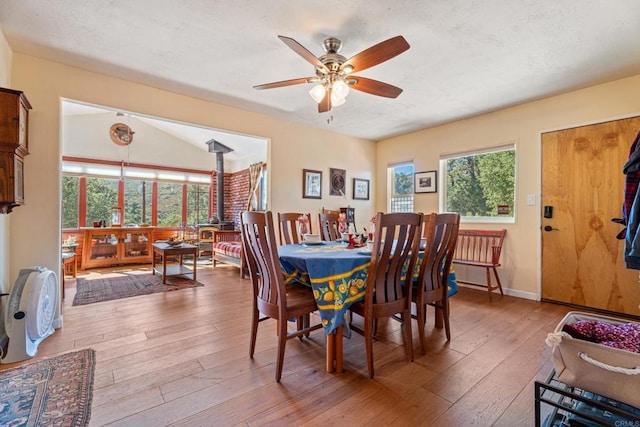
318,88,332,113
349,76,403,98
253,77,316,90
342,36,410,73
278,35,329,73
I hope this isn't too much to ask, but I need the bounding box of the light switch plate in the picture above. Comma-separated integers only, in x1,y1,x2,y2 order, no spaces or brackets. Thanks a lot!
527,194,536,205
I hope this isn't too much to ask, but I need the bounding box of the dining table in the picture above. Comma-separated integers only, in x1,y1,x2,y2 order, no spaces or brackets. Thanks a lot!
278,240,458,374
278,240,371,373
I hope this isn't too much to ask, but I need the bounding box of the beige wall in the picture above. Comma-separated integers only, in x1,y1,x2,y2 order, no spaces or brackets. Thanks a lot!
6,43,640,304
377,74,640,298
0,30,12,296
9,53,376,286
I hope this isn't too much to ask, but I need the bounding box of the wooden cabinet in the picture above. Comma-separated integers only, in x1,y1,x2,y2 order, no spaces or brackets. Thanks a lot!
82,227,154,269
0,87,31,214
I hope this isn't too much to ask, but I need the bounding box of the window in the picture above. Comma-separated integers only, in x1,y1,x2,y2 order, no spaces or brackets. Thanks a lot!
61,175,79,228
157,182,183,226
86,177,118,225
61,161,214,229
389,162,414,213
186,183,210,225
442,145,516,220
124,179,152,225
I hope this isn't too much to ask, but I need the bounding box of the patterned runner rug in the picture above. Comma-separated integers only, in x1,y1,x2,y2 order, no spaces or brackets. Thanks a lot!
73,272,203,306
0,349,95,426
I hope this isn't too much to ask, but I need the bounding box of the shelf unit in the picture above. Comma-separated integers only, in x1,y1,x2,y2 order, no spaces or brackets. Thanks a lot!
535,369,640,426
82,227,154,269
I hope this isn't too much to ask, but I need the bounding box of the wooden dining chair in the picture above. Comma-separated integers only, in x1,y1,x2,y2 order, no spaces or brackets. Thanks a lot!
318,212,340,241
349,211,423,378
412,212,460,354
240,211,323,382
278,212,312,244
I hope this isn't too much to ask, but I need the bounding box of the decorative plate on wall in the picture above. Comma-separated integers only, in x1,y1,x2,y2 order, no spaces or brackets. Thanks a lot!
110,123,134,146
330,168,346,196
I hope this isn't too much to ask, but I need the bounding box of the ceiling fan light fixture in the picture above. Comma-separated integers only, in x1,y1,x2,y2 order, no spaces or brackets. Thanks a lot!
309,84,326,103
332,79,350,99
330,92,346,107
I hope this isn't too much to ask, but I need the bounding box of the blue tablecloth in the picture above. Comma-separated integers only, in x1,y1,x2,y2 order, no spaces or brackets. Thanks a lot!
278,242,458,335
279,242,370,334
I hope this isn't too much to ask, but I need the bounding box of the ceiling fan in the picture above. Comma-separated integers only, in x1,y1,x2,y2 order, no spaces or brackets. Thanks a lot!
254,35,410,113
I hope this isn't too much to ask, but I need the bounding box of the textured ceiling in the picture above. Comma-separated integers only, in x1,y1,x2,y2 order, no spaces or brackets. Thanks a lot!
2,1,640,141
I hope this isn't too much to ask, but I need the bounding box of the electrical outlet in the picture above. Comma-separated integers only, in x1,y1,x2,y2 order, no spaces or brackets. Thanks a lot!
527,194,536,205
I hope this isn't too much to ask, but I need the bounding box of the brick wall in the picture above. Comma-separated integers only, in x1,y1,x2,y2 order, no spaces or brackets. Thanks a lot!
211,168,250,229
229,169,250,228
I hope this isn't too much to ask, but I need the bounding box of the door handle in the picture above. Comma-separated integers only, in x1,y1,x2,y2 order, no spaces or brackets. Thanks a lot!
544,225,559,232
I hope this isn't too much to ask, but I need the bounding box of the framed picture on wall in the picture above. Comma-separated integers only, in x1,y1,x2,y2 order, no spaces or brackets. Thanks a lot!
414,170,437,193
303,169,322,199
330,168,346,196
353,178,370,200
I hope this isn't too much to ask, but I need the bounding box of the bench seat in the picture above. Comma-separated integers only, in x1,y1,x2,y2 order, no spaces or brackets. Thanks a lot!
453,229,506,300
207,230,246,277
212,241,242,259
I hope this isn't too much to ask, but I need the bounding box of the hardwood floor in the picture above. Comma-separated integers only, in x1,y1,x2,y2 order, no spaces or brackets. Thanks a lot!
3,264,575,426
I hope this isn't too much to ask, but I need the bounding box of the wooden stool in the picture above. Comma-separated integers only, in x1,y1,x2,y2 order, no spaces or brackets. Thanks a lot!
61,252,76,299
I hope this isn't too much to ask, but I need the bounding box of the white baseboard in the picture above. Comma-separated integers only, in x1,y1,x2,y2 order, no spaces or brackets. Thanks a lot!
503,287,538,301
457,283,538,301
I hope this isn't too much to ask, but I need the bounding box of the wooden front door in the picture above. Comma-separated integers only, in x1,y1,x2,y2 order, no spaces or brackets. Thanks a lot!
541,116,640,316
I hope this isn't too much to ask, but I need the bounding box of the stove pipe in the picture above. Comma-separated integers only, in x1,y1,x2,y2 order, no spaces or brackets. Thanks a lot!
206,139,234,221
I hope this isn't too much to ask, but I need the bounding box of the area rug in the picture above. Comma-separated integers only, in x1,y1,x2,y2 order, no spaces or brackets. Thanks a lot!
0,348,95,427
73,272,204,306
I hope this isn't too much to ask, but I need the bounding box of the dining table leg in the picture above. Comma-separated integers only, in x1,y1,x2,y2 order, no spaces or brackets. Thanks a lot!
335,324,343,373
325,325,344,373
326,331,335,372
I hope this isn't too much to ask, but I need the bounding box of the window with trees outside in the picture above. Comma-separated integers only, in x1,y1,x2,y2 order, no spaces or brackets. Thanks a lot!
156,181,184,226
61,161,212,229
124,179,153,225
442,145,516,221
86,177,119,226
389,162,414,213
61,175,79,229
186,183,210,225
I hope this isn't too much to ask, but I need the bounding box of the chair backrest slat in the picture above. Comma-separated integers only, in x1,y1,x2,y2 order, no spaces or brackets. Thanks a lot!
318,213,340,241
278,212,312,244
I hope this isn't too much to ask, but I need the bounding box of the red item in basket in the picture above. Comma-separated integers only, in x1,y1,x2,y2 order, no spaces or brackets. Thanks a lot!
562,320,640,353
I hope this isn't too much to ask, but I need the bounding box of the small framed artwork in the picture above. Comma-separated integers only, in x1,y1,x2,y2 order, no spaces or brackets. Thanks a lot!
110,206,123,226
303,169,322,199
330,168,346,196
353,178,370,200
414,170,437,193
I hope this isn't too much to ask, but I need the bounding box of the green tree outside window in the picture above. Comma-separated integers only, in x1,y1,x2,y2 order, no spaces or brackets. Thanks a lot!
445,148,515,218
